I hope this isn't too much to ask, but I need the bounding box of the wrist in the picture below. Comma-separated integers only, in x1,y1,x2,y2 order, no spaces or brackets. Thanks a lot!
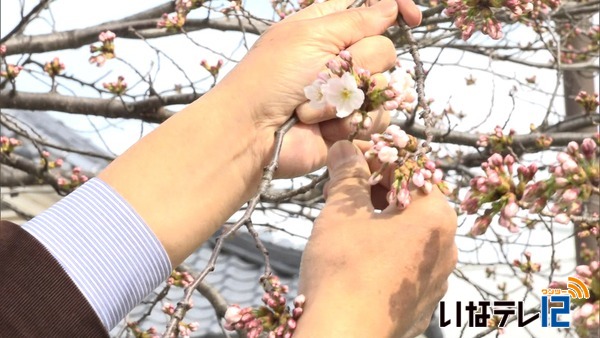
293,286,397,338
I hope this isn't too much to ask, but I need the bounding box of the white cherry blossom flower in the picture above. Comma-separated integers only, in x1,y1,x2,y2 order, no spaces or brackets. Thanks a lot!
323,72,364,118
303,79,327,109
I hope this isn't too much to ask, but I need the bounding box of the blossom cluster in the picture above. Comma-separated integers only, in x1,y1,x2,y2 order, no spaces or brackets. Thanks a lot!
304,51,417,132
57,166,89,190
0,136,21,155
575,91,600,114
167,269,195,288
476,125,515,153
1,64,23,80
523,138,599,226
200,59,223,78
512,251,541,287
364,124,448,209
549,261,599,337
89,31,116,66
44,57,65,78
221,1,242,15
41,150,64,169
103,76,128,95
304,51,444,210
270,0,323,19
463,135,599,236
158,0,204,31
161,302,200,337
126,322,161,338
558,25,600,64
224,275,305,338
444,0,559,40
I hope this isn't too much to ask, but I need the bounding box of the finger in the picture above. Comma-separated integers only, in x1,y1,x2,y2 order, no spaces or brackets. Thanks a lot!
311,0,398,50
283,0,356,23
322,141,374,214
296,35,396,124
396,0,422,27
319,107,390,141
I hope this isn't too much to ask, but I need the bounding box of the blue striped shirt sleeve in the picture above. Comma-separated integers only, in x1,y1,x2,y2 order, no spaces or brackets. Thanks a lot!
21,178,172,330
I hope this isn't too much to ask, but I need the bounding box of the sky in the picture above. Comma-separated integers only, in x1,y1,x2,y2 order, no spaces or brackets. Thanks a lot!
1,1,598,337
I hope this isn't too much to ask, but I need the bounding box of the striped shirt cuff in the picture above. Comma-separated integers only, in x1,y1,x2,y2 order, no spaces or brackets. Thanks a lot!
22,178,172,330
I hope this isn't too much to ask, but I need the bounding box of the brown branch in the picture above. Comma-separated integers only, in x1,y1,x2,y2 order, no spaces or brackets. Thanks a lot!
0,114,115,161
4,16,269,56
0,152,63,193
0,164,40,187
0,0,51,44
176,265,229,318
0,91,204,123
395,117,598,148
431,43,599,71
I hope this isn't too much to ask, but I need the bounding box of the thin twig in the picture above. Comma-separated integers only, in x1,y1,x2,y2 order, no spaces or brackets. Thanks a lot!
162,115,299,337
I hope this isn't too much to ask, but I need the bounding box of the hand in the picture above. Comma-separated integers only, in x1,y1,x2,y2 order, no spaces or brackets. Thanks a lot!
213,0,422,178
295,141,457,338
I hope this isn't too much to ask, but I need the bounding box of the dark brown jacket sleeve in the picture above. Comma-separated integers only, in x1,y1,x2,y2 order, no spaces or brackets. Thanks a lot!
0,220,109,338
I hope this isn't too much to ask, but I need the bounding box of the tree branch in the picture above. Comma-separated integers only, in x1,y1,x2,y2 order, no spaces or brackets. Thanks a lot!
395,118,598,148
0,91,204,123
4,16,268,56
0,0,51,44
0,152,62,192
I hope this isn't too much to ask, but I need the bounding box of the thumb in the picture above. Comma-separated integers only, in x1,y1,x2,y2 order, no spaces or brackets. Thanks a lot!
313,0,398,50
323,141,374,213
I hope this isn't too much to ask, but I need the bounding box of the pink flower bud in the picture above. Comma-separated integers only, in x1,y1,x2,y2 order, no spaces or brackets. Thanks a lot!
575,265,592,278
224,305,242,324
554,213,570,224
425,161,436,171
567,141,579,153
581,138,597,158
422,181,433,194
502,202,519,218
432,169,444,184
487,171,500,185
326,59,341,73
362,116,373,129
339,50,352,62
397,188,411,209
412,171,425,187
287,318,297,330
562,159,579,173
188,322,199,331
578,303,594,318
383,100,399,110
470,215,491,236
391,129,409,149
350,111,363,125
293,294,306,308
378,146,398,163
561,188,579,203
386,189,397,205
421,169,432,179
557,152,570,163
292,307,303,319
488,153,503,167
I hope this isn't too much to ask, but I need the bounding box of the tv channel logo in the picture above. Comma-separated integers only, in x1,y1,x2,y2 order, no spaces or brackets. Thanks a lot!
540,276,590,328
